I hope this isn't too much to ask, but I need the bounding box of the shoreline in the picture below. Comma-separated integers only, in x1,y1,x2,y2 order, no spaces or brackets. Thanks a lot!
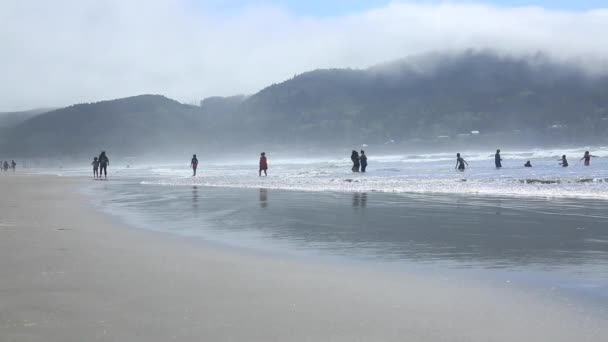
1,174,606,341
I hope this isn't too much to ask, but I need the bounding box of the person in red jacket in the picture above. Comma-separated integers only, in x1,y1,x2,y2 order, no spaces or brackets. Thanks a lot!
259,152,268,177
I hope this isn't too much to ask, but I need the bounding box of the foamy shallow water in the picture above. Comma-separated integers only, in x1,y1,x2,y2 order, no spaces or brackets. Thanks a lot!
32,147,608,199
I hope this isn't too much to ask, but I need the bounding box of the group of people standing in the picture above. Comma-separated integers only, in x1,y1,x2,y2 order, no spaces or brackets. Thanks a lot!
1,160,16,172
456,149,599,171
350,150,368,173
91,151,110,179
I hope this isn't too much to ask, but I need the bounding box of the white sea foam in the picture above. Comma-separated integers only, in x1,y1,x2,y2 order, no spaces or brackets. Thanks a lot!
30,147,608,199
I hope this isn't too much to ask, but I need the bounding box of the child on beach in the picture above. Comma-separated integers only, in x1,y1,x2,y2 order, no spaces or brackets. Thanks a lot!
259,152,268,177
92,157,99,178
455,153,469,171
580,151,597,166
559,155,568,167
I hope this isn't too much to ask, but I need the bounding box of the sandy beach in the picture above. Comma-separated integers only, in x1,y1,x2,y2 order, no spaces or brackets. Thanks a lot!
0,175,605,342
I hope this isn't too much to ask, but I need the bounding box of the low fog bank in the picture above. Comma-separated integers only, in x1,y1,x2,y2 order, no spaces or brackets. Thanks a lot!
1,51,608,163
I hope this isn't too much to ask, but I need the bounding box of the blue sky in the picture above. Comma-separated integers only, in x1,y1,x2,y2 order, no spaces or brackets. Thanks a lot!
201,0,608,16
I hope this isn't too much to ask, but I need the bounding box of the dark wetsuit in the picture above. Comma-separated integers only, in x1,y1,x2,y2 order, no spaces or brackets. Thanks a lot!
191,157,198,176
457,157,466,170
351,155,360,172
495,153,502,168
360,154,368,173
99,154,109,177
562,159,569,167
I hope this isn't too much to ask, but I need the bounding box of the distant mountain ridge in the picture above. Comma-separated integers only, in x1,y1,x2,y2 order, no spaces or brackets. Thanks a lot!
2,51,608,158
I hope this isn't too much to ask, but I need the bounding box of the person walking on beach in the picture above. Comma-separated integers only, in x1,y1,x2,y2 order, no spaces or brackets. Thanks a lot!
11,160,16,172
92,157,99,178
98,151,109,179
360,150,368,173
559,155,569,167
259,152,268,177
495,149,503,168
3,160,8,172
580,151,597,166
455,153,469,171
351,150,360,172
191,154,198,177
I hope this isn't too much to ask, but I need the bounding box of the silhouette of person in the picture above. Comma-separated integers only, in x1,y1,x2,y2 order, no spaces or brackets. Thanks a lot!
92,157,99,178
351,150,360,172
360,150,368,173
98,151,109,179
259,152,268,177
455,153,469,171
580,151,597,166
191,154,198,176
495,149,503,168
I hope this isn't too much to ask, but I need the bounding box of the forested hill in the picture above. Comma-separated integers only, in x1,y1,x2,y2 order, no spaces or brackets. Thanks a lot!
2,51,608,158
2,95,205,157
226,52,608,145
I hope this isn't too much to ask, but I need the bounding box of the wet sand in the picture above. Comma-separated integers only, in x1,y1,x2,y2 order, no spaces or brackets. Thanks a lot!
0,175,605,341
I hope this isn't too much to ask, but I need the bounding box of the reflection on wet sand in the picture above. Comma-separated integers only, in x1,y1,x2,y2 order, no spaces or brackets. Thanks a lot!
259,188,268,208
352,193,367,208
192,186,198,209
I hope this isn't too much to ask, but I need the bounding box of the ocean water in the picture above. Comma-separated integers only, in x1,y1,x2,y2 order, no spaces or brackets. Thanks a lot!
39,147,608,309
42,147,608,198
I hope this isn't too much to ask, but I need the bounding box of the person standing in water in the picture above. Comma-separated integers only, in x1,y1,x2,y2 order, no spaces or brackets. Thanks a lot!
351,150,360,172
259,152,268,177
580,151,597,166
455,153,469,171
495,149,503,168
3,160,8,172
360,150,368,173
559,155,569,167
92,157,99,178
98,151,109,179
10,160,16,172
191,154,198,177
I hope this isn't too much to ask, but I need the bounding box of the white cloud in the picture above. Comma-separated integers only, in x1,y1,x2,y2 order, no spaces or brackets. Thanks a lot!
1,0,608,110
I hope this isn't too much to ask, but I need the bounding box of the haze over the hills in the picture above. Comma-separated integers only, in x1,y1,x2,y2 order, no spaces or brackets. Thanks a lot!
2,1,608,111
2,51,607,159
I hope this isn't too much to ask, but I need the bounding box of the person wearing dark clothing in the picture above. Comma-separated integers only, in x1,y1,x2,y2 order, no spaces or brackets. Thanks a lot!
351,151,360,172
92,157,99,178
360,150,368,173
580,151,597,166
559,155,569,167
98,151,109,179
495,149,503,168
10,160,16,172
191,154,198,176
3,161,8,172
455,153,469,171
524,161,532,167
259,152,268,177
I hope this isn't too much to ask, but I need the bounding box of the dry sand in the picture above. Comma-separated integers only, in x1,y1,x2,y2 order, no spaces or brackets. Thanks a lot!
0,175,605,341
